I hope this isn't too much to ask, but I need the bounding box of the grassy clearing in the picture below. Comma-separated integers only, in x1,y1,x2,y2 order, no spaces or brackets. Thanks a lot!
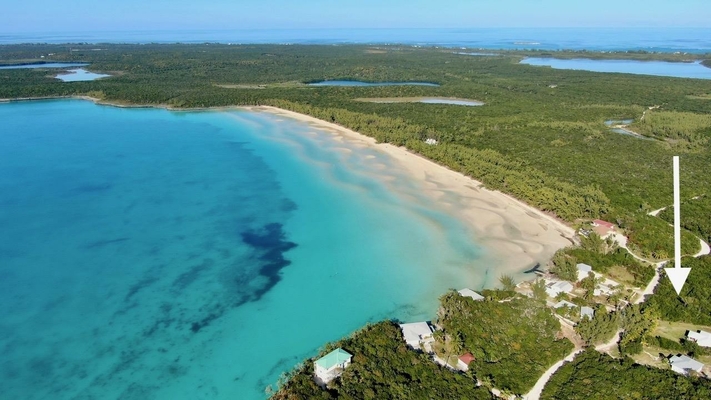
654,321,711,341
608,265,637,285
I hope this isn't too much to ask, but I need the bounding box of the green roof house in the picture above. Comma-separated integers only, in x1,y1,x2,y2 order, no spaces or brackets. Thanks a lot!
314,348,352,384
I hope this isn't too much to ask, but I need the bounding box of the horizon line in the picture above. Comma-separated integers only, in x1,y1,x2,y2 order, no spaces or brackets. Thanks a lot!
2,26,711,34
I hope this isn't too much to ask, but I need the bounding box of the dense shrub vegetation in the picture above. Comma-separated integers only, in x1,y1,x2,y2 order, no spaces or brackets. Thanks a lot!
659,195,711,244
646,256,711,325
436,291,573,395
541,349,711,399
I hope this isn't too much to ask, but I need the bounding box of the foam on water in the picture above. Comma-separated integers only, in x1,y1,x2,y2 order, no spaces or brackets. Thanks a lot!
0,100,492,399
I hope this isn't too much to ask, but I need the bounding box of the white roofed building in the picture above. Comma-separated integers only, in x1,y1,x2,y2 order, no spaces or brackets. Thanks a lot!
670,355,704,375
545,280,574,298
687,330,711,347
458,288,484,301
314,348,353,385
399,322,435,351
554,300,577,309
581,306,594,320
577,263,593,281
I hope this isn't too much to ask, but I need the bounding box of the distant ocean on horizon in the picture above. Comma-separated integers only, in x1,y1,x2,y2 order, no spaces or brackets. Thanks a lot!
2,27,711,53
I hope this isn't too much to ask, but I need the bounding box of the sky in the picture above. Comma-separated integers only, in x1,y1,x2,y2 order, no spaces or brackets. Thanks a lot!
1,0,709,33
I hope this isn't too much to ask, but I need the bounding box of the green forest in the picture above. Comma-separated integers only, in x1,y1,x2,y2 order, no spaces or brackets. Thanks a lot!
436,291,573,395
659,195,711,244
1,43,708,259
646,256,711,325
541,349,711,399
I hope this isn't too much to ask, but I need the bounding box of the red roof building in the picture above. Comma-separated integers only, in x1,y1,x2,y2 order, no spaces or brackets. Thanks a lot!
457,353,476,371
591,219,616,236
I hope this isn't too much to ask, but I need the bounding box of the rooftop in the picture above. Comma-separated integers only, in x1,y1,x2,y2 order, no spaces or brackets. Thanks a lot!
581,306,595,319
458,288,484,301
459,353,475,365
593,219,615,229
670,355,704,372
688,330,711,346
399,322,433,343
554,300,576,309
315,348,352,370
577,263,592,272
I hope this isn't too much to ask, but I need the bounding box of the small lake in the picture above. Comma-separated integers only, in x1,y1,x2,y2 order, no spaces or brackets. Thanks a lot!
308,80,440,87
610,127,654,140
603,119,654,140
521,58,711,80
0,62,89,70
420,98,483,106
456,52,500,56
56,68,111,82
357,97,483,106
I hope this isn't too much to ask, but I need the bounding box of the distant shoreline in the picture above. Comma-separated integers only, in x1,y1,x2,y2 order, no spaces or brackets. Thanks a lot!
1,95,576,277
2,28,711,54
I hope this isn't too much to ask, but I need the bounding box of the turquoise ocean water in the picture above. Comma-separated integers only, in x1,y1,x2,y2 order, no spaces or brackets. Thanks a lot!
0,100,491,399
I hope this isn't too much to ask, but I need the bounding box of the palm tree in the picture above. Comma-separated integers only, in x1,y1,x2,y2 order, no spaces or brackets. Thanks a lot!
499,274,516,291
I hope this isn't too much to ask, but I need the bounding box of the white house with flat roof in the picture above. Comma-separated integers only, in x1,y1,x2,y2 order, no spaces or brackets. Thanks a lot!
399,322,435,351
577,263,593,281
458,288,484,301
687,330,711,347
669,355,704,375
554,300,576,309
545,280,574,298
314,348,352,384
581,306,595,320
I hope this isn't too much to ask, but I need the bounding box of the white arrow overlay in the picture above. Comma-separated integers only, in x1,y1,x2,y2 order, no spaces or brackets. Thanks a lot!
665,156,690,295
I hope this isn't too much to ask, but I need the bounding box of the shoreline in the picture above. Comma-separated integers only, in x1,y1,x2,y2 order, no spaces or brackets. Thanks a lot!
250,105,576,277
2,96,576,278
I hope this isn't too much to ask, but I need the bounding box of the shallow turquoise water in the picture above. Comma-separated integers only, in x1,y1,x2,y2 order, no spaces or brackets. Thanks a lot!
0,100,492,399
521,57,711,80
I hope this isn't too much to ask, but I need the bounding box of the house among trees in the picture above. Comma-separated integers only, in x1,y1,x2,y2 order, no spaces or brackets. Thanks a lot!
314,348,353,385
669,355,704,375
687,330,711,347
545,280,574,298
576,263,593,281
425,138,438,145
458,288,484,301
457,353,475,372
399,322,435,351
591,219,616,237
554,300,576,309
580,306,594,320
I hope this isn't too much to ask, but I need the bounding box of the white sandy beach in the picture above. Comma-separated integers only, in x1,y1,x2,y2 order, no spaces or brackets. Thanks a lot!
250,105,576,276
